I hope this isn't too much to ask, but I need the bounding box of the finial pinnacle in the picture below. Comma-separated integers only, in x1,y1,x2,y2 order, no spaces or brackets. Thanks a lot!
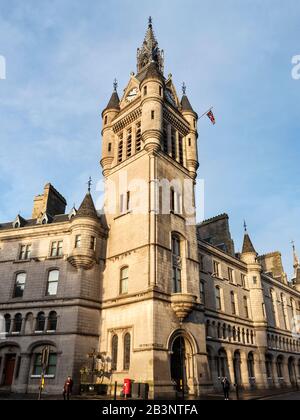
244,220,247,232
148,16,152,27
87,177,92,193
182,82,187,95
113,78,118,92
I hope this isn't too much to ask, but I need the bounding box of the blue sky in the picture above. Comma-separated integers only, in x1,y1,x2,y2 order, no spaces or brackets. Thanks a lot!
0,0,299,277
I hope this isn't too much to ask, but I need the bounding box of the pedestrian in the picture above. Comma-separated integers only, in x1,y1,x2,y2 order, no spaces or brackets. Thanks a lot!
63,376,73,400
222,377,230,400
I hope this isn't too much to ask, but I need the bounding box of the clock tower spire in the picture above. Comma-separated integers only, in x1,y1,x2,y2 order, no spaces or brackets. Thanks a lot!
137,17,164,75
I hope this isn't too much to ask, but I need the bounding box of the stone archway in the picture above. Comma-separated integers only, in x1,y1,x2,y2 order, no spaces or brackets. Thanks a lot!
288,357,297,386
169,331,196,396
0,343,21,388
233,351,242,387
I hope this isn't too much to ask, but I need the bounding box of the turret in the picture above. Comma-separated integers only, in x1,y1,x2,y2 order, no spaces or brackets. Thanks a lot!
240,223,267,326
140,61,164,153
180,84,199,179
136,19,165,154
292,242,300,292
101,80,120,177
67,187,102,270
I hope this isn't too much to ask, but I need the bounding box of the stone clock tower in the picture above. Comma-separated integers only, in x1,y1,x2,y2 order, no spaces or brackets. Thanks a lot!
100,18,211,398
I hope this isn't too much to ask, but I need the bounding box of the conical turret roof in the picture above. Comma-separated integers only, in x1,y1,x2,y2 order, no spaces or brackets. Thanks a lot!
181,94,195,112
242,232,257,254
76,192,98,220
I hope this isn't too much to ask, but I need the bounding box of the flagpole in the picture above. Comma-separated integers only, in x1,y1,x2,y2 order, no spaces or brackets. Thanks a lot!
199,107,214,120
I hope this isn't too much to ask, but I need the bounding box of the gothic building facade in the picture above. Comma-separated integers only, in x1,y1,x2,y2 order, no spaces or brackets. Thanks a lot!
0,20,300,398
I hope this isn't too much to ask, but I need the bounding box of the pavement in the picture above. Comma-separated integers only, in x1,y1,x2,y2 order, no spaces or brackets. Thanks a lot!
1,389,300,401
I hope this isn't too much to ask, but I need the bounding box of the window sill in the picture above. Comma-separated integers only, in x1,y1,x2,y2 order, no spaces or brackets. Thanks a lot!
34,331,44,335
47,256,64,261
46,330,56,334
13,259,31,264
11,332,20,335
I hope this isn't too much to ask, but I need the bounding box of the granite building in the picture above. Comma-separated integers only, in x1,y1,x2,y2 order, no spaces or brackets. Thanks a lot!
0,20,300,398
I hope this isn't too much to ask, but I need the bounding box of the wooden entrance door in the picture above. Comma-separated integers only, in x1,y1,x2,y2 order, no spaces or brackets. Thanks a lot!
4,355,16,386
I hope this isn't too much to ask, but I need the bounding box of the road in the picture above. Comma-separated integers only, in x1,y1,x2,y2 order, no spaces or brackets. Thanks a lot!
261,391,300,400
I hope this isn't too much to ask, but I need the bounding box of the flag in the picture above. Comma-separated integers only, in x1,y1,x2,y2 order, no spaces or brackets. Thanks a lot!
207,110,216,125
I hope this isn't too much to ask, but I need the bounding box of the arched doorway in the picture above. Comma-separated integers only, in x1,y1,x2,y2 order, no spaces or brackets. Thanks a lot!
247,352,256,389
170,332,195,395
170,336,186,392
233,351,242,387
216,349,229,380
0,344,20,388
265,354,274,386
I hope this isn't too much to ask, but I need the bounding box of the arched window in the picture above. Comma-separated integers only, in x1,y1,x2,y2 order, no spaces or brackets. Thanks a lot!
46,270,59,296
162,122,168,154
222,324,227,340
276,356,283,379
172,235,182,293
291,298,296,319
118,139,123,163
126,128,132,158
216,349,228,378
33,348,57,377
13,313,22,333
48,311,58,332
215,286,222,311
270,289,278,326
136,122,142,152
178,135,184,165
233,327,237,341
111,335,118,371
4,314,11,333
281,293,288,329
265,354,273,379
244,297,249,318
36,312,46,332
200,281,205,304
230,292,236,315
171,128,176,159
217,323,221,339
14,272,26,298
123,333,131,371
120,267,129,295
248,353,255,379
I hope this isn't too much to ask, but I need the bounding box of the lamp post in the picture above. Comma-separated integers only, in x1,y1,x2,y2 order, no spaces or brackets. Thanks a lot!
38,346,50,400
179,335,185,401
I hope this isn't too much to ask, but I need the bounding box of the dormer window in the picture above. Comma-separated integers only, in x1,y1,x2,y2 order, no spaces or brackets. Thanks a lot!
13,215,25,229
38,213,51,225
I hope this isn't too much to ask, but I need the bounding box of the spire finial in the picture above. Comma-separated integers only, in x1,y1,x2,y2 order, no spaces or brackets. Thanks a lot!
87,176,92,193
113,78,118,92
182,82,187,95
244,220,247,232
148,16,152,27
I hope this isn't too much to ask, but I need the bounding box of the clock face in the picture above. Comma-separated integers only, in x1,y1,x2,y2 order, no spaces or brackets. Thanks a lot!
126,88,138,102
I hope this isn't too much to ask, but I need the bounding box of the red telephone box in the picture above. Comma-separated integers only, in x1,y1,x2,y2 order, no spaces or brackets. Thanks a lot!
123,378,131,397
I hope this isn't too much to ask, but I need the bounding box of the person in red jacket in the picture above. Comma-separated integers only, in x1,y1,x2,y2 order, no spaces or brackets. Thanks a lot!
63,376,73,400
